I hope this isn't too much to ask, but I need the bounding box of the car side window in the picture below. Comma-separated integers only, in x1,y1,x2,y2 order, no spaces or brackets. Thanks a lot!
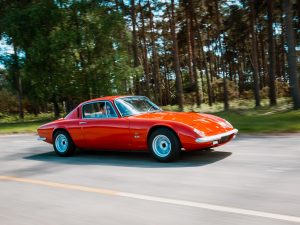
115,100,132,117
105,102,118,118
82,101,118,119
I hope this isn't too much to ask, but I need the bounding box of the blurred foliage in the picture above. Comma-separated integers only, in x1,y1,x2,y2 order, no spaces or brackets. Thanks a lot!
0,0,299,120
0,89,18,114
0,0,134,117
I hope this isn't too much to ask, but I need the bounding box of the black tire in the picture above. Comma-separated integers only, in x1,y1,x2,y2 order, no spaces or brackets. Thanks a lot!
53,130,76,157
148,128,181,162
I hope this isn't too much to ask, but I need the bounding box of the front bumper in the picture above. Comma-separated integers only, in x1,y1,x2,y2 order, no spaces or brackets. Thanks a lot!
195,129,238,143
37,136,46,141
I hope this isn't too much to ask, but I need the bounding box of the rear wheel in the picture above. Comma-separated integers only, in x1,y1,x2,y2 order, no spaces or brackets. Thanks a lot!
53,130,75,157
148,128,181,162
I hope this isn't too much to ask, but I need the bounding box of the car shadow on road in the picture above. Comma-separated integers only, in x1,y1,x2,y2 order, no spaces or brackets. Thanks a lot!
24,147,232,168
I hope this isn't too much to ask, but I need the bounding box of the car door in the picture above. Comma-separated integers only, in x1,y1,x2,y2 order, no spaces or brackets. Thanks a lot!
79,101,130,150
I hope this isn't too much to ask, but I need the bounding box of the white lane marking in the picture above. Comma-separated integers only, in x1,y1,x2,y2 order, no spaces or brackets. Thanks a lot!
267,167,295,173
1,176,300,223
119,192,300,223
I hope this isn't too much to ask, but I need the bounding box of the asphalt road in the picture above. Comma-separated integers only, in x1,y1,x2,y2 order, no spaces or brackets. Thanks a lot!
0,134,300,225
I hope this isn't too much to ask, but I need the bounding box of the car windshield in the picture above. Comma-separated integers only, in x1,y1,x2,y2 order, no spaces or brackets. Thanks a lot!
115,96,162,117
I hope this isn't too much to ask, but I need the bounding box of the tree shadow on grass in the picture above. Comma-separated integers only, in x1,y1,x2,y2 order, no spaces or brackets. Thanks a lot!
23,147,232,168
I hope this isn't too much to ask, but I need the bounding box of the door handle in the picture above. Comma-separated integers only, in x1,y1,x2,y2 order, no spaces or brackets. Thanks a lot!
79,121,87,125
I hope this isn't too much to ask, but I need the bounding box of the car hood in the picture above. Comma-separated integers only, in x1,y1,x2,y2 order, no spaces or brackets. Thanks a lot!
131,111,233,136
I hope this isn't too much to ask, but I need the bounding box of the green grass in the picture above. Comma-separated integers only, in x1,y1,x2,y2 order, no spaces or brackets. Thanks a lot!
0,120,48,134
0,113,54,134
1,98,300,134
214,110,300,133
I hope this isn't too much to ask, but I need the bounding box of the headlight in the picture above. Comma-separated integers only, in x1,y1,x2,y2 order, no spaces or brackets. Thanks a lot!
218,120,233,128
193,128,206,137
224,120,233,128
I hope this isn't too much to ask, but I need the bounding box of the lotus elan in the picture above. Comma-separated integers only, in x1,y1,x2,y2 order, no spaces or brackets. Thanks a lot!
37,96,238,162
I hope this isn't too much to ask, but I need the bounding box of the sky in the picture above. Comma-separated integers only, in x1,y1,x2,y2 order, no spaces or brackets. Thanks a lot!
0,37,13,69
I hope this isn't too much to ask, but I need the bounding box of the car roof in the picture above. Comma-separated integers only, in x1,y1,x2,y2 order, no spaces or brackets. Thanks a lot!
82,95,146,104
82,96,122,103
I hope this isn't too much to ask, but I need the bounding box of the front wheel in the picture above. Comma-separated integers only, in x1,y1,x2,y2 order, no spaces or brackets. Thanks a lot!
148,128,181,162
53,130,75,157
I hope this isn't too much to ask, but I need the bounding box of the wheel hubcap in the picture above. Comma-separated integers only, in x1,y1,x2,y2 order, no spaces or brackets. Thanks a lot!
55,134,68,153
152,135,171,158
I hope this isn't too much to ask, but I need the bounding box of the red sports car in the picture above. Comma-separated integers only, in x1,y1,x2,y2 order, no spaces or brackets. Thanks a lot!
37,96,238,162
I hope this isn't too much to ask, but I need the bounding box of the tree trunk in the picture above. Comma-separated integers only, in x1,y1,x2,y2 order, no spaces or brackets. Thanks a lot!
184,0,195,85
256,31,263,90
170,0,184,111
283,0,300,109
139,2,150,97
223,69,229,111
12,45,24,120
209,55,216,103
53,96,60,118
130,0,141,95
186,0,201,106
267,0,277,106
198,31,212,106
259,30,267,88
280,5,286,82
238,58,245,96
162,39,171,105
214,0,229,110
148,1,162,105
17,76,24,119
250,0,261,107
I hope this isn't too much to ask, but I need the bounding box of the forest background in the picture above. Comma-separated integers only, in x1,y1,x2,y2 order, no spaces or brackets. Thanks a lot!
0,0,299,133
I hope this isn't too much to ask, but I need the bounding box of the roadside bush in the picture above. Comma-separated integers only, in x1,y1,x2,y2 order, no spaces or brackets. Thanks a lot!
0,89,18,116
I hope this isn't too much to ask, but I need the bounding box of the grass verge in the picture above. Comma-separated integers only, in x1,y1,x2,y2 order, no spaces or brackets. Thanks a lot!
0,114,54,134
0,120,48,134
214,110,300,133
